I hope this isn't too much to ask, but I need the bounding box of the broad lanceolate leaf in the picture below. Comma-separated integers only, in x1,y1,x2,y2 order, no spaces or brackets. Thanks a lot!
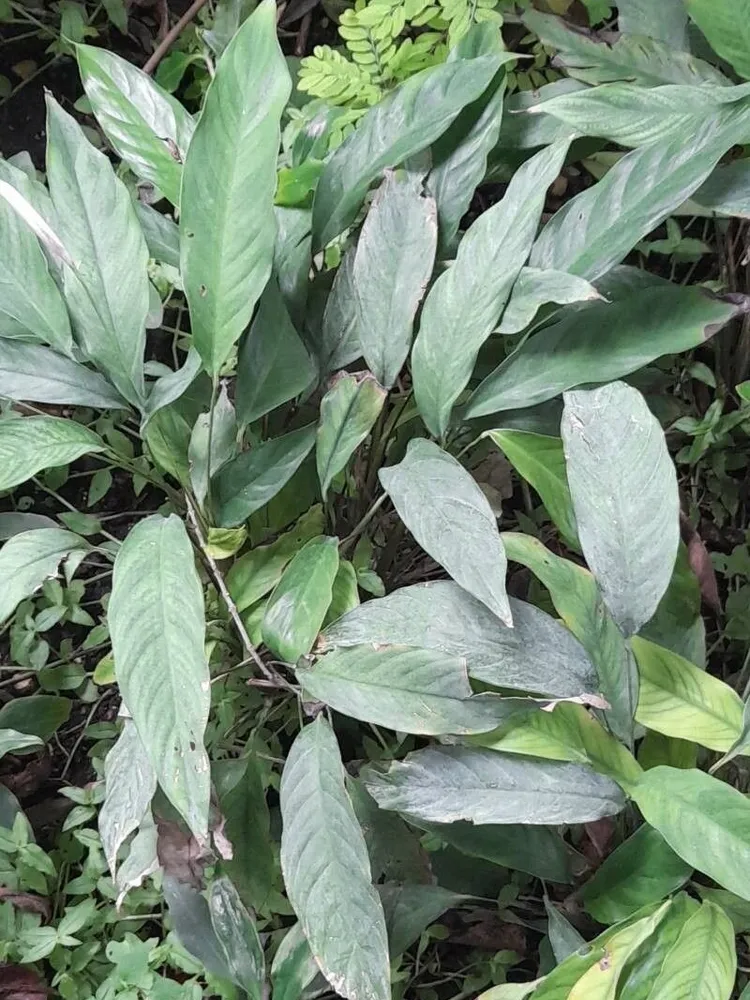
271,923,322,1000
235,278,316,426
77,44,195,207
618,0,689,48
465,285,739,418
312,46,505,249
45,96,149,408
562,383,679,637
214,424,316,527
316,246,361,375
98,719,157,877
412,140,569,439
545,898,586,964
686,0,750,81
634,766,750,900
352,170,437,388
0,340,127,409
188,383,237,509
180,0,291,374
632,636,743,752
109,515,211,842
0,416,106,493
379,883,466,957
0,527,88,624
0,158,71,352
135,202,180,268
321,581,599,700
317,373,386,496
209,877,265,1000
280,716,390,1000
581,825,692,925
299,645,532,735
615,894,699,1000
380,439,512,624
497,267,601,336
364,745,626,825
262,536,339,662
644,900,736,1000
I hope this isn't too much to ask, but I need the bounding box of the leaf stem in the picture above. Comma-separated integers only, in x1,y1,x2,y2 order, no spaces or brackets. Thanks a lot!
340,492,387,553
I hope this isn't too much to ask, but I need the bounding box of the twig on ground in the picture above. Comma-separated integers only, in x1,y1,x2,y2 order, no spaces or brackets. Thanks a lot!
143,0,210,75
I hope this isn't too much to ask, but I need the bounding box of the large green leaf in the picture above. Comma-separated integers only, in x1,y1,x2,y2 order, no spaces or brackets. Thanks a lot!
321,581,598,699
379,883,466,957
0,158,72,352
411,140,569,439
45,96,149,408
0,340,127,409
77,44,195,207
633,766,750,900
562,383,679,637
0,416,106,493
109,514,211,842
693,159,750,218
0,527,88,623
312,45,504,249
235,278,316,426
316,373,386,497
618,0,689,48
364,745,625,825
643,901,736,1000
280,716,390,1000
209,877,265,1000
352,170,437,388
497,267,601,336
380,439,511,624
465,285,739,417
270,923,321,1000
615,894,700,1000
581,825,692,925
180,0,291,374
214,424,316,527
0,695,71,740
299,645,532,735
686,0,750,81
262,536,339,662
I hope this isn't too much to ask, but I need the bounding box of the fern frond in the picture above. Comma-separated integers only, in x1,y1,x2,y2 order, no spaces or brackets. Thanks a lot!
298,46,382,107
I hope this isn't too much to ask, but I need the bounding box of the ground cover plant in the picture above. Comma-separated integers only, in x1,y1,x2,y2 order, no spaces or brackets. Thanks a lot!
4,0,750,997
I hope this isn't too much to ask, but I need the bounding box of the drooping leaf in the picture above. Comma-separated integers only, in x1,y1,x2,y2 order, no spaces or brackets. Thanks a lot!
214,424,317,527
324,560,359,626
686,0,750,81
316,246,361,375
466,285,739,418
98,719,157,877
109,515,211,842
380,439,512,625
615,894,700,1000
135,202,180,268
209,876,265,1000
379,883,466,957
317,373,386,496
545,897,586,964
581,825,692,925
0,513,56,540
412,140,570,439
115,809,159,907
693,159,750,218
696,888,750,934
0,695,71,740
270,923,322,1000
280,716,390,1000
45,95,149,408
180,0,291,374
143,349,203,425
618,0,689,48
163,876,233,980
0,527,88,624
0,415,106,493
77,44,195,206
0,730,42,759
0,340,127,409
352,169,437,388
262,536,339,662
274,206,311,329
321,582,598,699
312,45,504,249
364,745,626,825
497,267,602,336
235,278,316,426
188,383,237,509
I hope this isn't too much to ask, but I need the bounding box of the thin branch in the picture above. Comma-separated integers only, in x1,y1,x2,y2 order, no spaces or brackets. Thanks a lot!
143,0,210,76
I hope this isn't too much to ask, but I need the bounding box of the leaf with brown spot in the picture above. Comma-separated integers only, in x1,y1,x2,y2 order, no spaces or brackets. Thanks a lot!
680,514,721,614
156,818,209,889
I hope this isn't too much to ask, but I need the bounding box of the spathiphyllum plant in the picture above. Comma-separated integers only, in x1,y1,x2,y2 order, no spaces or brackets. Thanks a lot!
5,0,750,996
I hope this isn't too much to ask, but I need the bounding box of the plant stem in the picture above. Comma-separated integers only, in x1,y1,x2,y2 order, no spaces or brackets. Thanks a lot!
340,492,387,553
143,0,211,75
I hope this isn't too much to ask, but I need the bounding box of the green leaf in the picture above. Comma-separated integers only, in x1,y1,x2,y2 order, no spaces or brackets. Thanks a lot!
618,0,689,47
466,285,739,418
0,340,128,409
317,373,386,497
98,719,157,877
632,636,743,751
348,778,432,884
545,897,586,964
0,415,106,493
692,159,750,218
0,513,56,540
643,900,736,1000
562,382,679,637
0,729,43,758
321,581,599,700
115,809,158,906
696,888,750,933
686,0,750,80
581,825,692,925
214,424,317,528
262,536,339,662
188,383,237,509
109,515,211,843
271,923,321,1000
0,158,72,352
485,430,577,548
324,559,359,626
299,645,532,735
497,267,602,336
380,439,512,625
180,0,291,374
412,140,570,439
275,206,311,330
633,766,750,900
209,876,265,1000
616,894,700,1000
280,716,390,1000
235,278,316,426
379,883,466,957
0,695,71,740
711,698,750,771
364,745,626,825
77,44,195,207
352,169,437,388
163,876,233,980
312,49,505,249
102,0,128,31
135,202,180,268
316,246,361,375
0,527,88,623
45,95,149,408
